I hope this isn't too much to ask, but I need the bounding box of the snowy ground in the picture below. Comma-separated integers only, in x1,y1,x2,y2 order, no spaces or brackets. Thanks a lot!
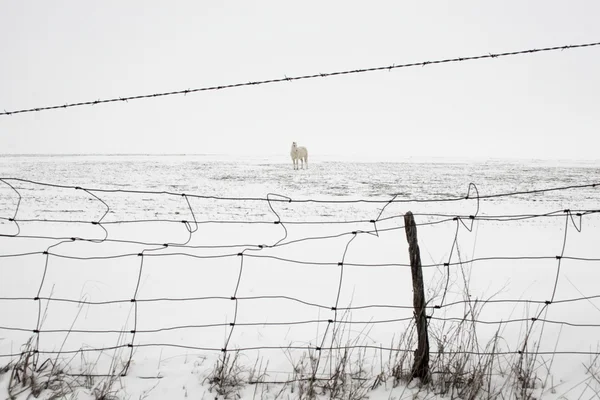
0,154,599,399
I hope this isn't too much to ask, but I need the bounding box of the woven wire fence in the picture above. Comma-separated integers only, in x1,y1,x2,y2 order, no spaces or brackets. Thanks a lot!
1,177,599,394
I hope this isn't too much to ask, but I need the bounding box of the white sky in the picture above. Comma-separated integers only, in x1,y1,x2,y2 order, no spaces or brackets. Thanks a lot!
1,1,599,160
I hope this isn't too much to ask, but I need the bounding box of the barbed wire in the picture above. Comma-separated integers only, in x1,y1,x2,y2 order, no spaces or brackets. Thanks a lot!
1,41,599,117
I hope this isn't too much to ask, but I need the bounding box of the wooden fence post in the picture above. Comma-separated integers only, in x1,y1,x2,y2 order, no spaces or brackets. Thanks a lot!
404,211,430,383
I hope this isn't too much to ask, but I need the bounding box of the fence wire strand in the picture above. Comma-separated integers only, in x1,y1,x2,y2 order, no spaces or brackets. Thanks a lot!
1,41,600,117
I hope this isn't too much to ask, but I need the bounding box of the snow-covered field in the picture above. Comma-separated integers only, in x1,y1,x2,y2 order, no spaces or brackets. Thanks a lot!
1,154,599,399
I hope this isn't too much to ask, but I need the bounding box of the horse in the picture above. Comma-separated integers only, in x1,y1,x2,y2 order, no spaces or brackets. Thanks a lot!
290,142,308,170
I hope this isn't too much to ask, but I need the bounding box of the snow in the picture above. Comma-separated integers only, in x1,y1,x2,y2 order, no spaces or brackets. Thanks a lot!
0,154,599,399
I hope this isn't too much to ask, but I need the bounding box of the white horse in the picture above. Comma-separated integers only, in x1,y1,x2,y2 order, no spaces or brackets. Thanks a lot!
290,142,308,170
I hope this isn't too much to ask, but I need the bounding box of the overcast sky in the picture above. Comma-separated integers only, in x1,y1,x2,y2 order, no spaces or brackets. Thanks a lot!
1,1,599,160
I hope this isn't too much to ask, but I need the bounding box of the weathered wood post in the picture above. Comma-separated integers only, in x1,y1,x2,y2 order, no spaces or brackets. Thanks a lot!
404,211,430,383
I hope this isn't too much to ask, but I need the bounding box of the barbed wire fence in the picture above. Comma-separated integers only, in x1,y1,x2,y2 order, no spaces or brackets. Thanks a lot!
0,177,599,397
1,41,599,117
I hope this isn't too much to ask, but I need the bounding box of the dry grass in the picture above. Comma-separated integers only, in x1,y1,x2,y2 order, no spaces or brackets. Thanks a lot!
6,337,75,400
204,350,247,399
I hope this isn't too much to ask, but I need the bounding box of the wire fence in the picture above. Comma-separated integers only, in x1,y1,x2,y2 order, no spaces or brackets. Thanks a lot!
1,177,599,390
2,30,600,398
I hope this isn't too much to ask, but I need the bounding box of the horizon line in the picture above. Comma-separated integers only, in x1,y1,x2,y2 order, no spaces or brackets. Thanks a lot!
0,153,599,164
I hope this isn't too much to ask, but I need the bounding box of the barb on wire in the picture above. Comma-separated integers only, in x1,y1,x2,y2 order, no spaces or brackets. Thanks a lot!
1,41,599,116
